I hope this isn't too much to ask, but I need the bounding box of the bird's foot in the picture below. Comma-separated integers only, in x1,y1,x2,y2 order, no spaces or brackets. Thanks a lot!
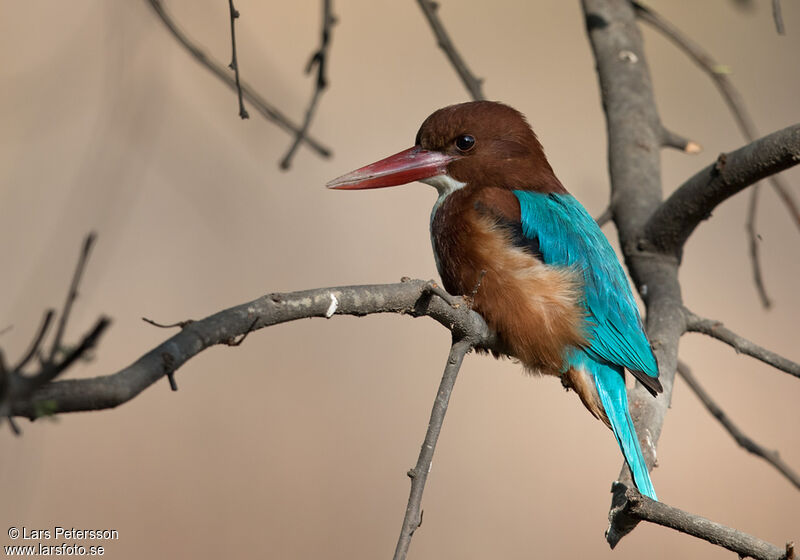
421,280,462,308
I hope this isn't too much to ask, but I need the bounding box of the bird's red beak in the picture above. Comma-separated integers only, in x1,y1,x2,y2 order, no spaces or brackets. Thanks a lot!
326,147,456,190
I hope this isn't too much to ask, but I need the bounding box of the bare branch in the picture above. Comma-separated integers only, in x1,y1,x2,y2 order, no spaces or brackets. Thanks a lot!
634,1,756,139
144,0,331,159
660,126,702,154
142,317,194,329
393,338,472,560
773,0,786,35
635,1,800,240
11,280,492,419
280,0,335,170
1,236,111,429
227,0,249,119
644,124,800,255
416,0,485,101
608,483,787,560
594,206,612,227
18,319,111,396
683,308,800,379
49,233,96,363
676,361,800,489
11,310,54,372
746,185,772,308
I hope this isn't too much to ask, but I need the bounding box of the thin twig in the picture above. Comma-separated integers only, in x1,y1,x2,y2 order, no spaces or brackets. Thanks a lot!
280,0,334,169
607,483,787,559
746,185,772,308
227,0,249,119
595,206,612,227
144,0,331,159
142,317,194,329
6,416,21,436
683,307,800,379
416,0,485,101
773,0,785,35
660,126,702,153
226,317,258,347
393,338,472,560
12,310,54,372
677,361,800,489
28,319,110,391
49,233,96,362
678,361,800,489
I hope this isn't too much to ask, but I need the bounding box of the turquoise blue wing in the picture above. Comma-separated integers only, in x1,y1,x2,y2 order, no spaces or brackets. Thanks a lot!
513,191,660,390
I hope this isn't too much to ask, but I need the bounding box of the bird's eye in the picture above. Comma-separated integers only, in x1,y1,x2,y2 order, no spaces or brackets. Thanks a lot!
455,134,476,152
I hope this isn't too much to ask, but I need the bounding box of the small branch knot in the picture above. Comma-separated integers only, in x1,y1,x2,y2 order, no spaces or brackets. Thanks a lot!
714,153,727,174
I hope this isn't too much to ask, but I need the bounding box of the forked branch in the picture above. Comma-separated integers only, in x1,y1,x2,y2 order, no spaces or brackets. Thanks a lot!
634,0,800,304
280,0,335,169
608,483,787,560
0,235,111,431
644,124,800,255
10,280,491,419
144,0,331,158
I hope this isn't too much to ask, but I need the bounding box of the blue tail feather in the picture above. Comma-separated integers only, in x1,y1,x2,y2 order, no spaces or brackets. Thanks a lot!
593,362,657,500
566,350,657,500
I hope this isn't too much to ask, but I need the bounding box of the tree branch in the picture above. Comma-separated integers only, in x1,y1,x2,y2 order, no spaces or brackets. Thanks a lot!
280,0,335,170
608,483,787,560
594,205,613,227
676,361,800,490
582,3,681,544
644,124,800,256
415,0,485,101
393,338,473,560
746,184,773,308
227,0,249,119
634,0,800,230
1,235,111,431
48,234,97,363
660,125,702,154
772,0,786,35
144,0,331,159
11,280,493,419
683,308,800,380
11,310,54,372
634,0,800,302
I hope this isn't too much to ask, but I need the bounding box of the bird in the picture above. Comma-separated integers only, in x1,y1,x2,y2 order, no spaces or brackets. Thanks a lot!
326,101,662,500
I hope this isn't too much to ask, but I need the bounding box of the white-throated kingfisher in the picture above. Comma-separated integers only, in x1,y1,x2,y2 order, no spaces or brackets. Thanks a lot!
326,101,662,500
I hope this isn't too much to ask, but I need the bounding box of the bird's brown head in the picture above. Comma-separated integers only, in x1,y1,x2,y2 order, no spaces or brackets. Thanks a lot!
326,101,563,193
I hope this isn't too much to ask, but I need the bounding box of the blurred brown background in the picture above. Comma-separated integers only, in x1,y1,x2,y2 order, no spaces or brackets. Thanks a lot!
1,1,798,558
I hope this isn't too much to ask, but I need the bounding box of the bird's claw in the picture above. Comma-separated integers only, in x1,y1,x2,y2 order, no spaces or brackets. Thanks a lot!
422,280,461,309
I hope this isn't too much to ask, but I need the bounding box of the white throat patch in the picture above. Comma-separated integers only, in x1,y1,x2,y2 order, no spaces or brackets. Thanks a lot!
423,174,467,276
422,174,467,227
